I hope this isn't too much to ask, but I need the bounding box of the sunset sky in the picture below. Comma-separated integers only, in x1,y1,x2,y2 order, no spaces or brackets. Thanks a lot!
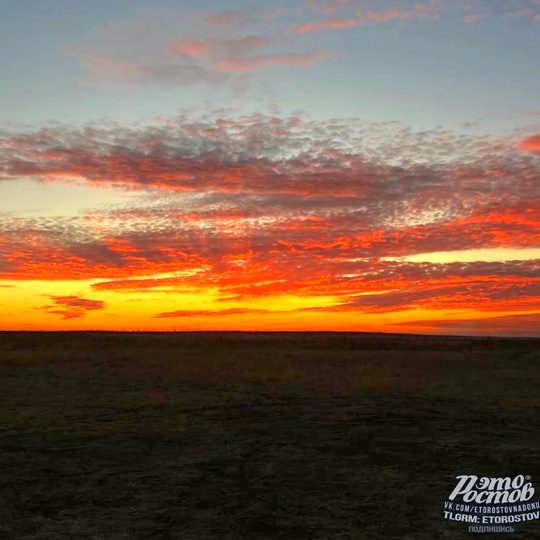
1,0,539,335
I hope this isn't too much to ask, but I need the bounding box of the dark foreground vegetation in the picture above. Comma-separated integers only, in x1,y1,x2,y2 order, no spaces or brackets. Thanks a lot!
0,331,539,539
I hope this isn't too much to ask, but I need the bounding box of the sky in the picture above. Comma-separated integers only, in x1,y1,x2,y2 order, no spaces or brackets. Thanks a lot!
0,0,539,336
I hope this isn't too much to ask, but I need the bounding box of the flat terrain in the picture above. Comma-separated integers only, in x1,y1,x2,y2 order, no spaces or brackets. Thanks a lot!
0,331,539,539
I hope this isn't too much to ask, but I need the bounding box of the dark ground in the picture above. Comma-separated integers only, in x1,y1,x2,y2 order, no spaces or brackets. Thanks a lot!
0,331,539,539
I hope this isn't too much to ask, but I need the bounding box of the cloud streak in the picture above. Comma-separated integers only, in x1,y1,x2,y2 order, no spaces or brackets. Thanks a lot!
40,295,107,319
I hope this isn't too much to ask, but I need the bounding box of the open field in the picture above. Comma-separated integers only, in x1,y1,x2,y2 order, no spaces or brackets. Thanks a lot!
1,331,539,539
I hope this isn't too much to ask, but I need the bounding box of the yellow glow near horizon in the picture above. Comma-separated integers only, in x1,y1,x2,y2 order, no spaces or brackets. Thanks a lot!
4,275,537,334
383,248,540,264
0,278,342,330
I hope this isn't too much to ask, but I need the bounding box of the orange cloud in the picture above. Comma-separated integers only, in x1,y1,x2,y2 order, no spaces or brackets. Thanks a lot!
518,134,540,152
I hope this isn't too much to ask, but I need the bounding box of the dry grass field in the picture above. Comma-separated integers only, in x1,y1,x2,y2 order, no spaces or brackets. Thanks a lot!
0,331,539,539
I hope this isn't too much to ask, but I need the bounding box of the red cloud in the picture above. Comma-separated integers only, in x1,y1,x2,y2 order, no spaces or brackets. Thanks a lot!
40,295,107,319
518,134,540,153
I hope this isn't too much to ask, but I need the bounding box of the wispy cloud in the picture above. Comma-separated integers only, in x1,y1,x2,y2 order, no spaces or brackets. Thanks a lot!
76,53,224,87
59,4,332,89
58,0,535,90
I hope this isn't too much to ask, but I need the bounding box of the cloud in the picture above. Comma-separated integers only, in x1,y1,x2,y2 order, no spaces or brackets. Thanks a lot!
503,1,540,23
340,280,540,313
168,40,211,58
518,134,540,153
393,312,540,336
289,1,443,34
1,112,539,317
78,54,224,87
60,4,334,89
39,295,107,319
358,2,442,25
58,0,496,90
167,30,329,75
168,35,272,59
214,51,337,72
